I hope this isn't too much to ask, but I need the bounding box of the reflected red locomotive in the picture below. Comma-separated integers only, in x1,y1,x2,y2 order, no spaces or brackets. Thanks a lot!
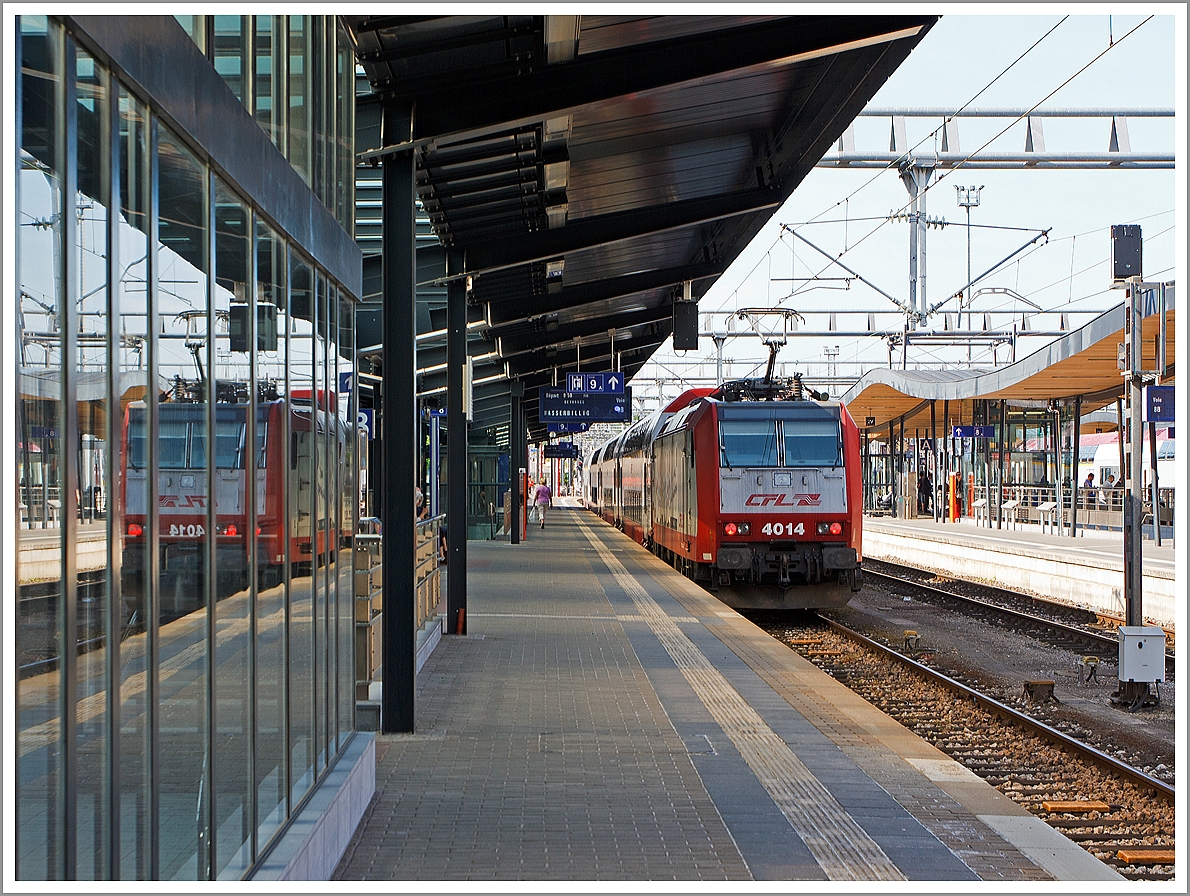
118,379,349,623
586,377,863,610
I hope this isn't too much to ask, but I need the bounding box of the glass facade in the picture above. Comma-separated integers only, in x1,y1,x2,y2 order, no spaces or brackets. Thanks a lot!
175,14,356,233
15,16,359,880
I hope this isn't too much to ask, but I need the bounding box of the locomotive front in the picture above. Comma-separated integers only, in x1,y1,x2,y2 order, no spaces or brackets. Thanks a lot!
693,380,863,610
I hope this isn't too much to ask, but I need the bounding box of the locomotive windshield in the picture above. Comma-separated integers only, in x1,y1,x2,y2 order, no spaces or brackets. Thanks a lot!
719,420,778,467
718,403,842,468
783,418,841,467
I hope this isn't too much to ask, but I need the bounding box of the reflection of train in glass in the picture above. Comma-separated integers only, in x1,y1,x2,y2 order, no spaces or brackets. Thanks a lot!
587,377,864,610
119,379,349,622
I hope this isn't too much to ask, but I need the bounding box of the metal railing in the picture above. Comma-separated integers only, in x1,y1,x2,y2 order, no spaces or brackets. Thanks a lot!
19,485,61,528
868,478,1175,536
415,514,444,631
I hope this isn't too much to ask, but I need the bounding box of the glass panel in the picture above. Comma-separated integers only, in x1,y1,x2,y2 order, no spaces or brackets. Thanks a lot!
287,249,315,805
310,17,327,202
336,21,355,230
174,15,207,55
287,16,311,187
337,292,355,745
253,17,277,149
254,221,287,848
74,45,111,882
314,271,328,773
783,420,843,467
326,284,339,753
154,123,209,880
719,420,778,467
17,14,64,880
212,16,247,107
116,82,152,882
212,177,252,879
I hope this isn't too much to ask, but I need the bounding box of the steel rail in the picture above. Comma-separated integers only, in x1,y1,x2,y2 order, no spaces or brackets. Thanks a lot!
864,565,1176,672
816,615,1176,802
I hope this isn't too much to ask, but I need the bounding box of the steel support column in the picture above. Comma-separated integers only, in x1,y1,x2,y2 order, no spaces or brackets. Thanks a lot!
1071,395,1081,536
510,382,524,544
930,402,937,521
1123,285,1144,626
447,249,468,633
997,399,1007,529
942,399,950,520
381,103,417,733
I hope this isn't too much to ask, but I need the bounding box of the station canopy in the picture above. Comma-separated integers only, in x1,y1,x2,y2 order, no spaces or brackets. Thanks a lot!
841,292,1176,435
344,14,937,439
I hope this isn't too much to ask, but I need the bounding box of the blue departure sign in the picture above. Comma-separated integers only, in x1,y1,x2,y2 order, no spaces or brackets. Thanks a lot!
1144,385,1175,423
547,422,591,435
539,386,631,422
952,425,995,439
565,372,625,394
543,443,580,459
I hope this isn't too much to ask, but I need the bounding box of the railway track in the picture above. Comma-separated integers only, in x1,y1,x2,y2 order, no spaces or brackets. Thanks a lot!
761,615,1175,881
864,559,1176,677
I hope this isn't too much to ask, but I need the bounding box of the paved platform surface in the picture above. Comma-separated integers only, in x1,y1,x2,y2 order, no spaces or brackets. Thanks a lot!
333,505,1121,882
864,515,1177,628
866,514,1174,577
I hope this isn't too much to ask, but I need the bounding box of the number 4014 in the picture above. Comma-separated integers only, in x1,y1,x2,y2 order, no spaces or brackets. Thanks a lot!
760,522,803,536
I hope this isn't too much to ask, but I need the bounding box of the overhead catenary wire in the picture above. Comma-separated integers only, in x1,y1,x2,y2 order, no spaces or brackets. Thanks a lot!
645,15,1164,386
798,16,1072,232
780,16,1154,317
703,17,1073,317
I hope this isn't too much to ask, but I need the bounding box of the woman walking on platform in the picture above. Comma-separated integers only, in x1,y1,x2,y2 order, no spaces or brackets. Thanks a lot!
533,480,553,528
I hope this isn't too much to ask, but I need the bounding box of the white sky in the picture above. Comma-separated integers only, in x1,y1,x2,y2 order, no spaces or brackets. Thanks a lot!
630,9,1183,409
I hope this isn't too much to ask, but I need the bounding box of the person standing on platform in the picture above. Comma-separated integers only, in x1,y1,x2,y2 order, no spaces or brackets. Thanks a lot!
533,480,553,528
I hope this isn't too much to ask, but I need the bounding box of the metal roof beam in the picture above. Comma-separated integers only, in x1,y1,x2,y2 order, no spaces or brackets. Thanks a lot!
504,333,668,379
359,16,933,153
457,187,781,281
496,307,674,357
356,16,537,63
483,261,725,326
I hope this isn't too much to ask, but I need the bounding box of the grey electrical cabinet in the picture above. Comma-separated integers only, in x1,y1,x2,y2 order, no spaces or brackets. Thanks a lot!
1118,625,1165,682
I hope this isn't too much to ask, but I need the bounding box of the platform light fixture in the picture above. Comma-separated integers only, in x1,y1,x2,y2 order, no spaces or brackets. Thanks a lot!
956,185,984,360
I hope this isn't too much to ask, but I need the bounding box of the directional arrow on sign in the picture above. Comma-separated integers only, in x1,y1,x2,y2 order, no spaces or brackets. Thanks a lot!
605,373,624,394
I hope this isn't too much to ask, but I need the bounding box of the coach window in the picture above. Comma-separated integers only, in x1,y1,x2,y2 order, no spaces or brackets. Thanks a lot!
720,420,779,467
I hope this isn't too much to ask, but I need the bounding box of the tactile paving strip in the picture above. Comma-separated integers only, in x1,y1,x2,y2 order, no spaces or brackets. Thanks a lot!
576,516,906,882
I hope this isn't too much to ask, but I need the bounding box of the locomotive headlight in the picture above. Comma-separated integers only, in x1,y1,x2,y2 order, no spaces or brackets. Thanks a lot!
724,522,738,536
737,522,751,535
830,522,843,536
816,522,830,535
127,523,143,537
223,523,238,537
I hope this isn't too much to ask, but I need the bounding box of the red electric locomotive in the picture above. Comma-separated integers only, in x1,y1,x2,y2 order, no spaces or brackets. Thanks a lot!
587,376,863,610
